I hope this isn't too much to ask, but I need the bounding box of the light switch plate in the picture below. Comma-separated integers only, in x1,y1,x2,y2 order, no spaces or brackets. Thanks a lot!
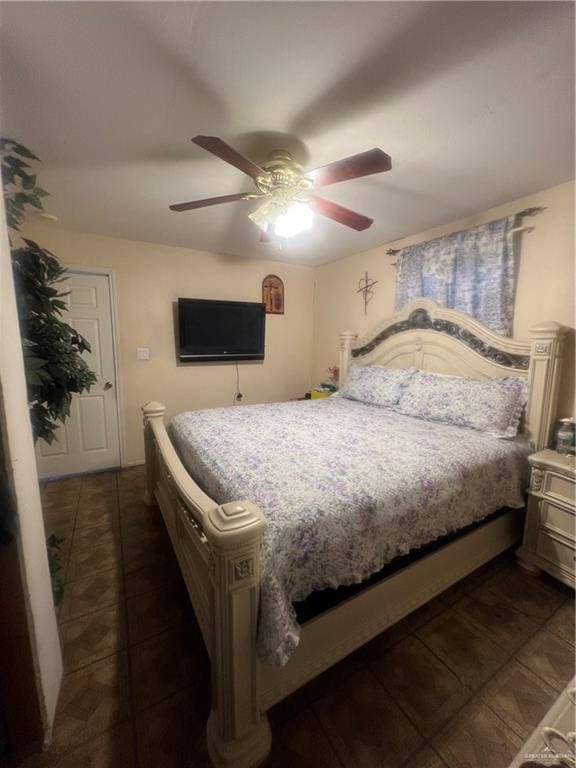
136,347,150,360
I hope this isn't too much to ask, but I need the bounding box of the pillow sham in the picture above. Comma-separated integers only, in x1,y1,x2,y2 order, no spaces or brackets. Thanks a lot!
397,370,528,438
339,364,415,408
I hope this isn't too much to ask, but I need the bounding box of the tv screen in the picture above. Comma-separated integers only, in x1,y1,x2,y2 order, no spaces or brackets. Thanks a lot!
178,298,266,363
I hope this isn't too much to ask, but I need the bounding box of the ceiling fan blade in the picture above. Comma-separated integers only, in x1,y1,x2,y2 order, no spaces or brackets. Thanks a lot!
308,148,392,188
192,135,264,180
310,196,373,231
169,193,249,212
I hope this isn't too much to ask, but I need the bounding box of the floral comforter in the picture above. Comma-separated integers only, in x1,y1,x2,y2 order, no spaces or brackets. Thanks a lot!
169,397,530,665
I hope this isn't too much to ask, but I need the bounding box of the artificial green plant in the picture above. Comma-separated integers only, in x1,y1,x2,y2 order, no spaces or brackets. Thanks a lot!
1,138,97,603
1,138,97,444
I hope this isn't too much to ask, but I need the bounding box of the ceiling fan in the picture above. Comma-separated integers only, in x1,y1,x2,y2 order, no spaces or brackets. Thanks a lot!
169,135,392,239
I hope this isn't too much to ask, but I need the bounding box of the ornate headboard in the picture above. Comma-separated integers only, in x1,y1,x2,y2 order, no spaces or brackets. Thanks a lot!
339,299,567,451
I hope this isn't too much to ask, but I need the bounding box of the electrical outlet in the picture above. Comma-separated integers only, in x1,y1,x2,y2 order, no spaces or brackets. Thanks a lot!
136,347,150,360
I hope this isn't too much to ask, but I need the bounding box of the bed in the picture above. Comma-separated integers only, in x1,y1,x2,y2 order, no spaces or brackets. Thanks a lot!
142,298,566,768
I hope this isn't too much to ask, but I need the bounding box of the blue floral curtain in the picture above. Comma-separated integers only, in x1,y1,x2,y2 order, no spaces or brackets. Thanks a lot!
395,216,518,335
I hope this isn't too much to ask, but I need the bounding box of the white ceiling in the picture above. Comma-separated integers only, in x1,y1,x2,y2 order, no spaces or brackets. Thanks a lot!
0,2,573,266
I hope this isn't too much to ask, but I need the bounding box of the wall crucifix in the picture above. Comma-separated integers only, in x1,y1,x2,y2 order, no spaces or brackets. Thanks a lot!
262,274,285,315
357,271,378,315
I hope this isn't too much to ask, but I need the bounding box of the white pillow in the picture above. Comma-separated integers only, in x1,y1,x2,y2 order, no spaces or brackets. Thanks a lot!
339,365,416,408
397,370,529,438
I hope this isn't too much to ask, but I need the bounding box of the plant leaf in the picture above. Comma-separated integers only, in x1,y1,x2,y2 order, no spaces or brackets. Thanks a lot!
12,142,40,161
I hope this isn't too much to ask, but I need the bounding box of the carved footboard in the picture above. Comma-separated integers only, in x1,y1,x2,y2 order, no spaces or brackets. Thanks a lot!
142,402,271,768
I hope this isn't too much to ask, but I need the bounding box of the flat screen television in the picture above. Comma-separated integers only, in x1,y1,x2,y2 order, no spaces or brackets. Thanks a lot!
178,298,266,363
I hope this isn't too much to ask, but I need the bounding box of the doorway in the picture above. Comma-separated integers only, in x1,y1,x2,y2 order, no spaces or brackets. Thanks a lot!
35,270,121,478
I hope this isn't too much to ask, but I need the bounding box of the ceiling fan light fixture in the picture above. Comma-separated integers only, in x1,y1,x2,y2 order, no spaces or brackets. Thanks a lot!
273,202,314,238
248,202,273,232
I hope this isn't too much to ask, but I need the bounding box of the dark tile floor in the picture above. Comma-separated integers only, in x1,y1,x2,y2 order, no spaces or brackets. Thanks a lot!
23,467,575,768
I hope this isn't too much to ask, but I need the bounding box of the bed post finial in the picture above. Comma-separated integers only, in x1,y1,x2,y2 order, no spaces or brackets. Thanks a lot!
527,322,567,450
339,330,358,386
142,401,166,422
141,401,166,506
203,500,271,768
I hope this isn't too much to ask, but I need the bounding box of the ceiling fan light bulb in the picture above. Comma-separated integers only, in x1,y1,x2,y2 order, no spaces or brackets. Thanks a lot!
274,202,314,238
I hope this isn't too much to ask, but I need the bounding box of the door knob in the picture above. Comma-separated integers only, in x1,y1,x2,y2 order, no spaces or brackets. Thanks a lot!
103,382,113,391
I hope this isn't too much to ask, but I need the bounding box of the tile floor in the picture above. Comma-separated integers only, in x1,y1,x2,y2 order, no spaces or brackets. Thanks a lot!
23,466,575,768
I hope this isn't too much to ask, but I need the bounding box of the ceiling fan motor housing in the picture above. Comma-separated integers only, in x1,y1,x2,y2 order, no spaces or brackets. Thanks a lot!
255,150,313,200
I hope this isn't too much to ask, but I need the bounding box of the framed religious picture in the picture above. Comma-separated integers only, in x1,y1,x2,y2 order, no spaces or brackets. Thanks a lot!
262,274,285,315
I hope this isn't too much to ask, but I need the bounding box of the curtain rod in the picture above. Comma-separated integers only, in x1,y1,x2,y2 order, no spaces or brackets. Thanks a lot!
386,206,547,256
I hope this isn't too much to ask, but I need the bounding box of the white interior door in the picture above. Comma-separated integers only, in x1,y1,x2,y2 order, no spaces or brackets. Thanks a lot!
36,271,121,479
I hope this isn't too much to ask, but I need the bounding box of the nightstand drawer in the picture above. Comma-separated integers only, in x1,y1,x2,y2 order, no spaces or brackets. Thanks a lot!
522,450,575,587
536,531,575,574
541,500,575,541
543,470,575,505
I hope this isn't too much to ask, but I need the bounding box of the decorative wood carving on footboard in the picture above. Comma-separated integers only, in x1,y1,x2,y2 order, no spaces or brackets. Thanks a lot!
143,402,271,768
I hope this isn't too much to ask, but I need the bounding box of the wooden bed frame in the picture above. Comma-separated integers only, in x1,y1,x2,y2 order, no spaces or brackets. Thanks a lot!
142,299,566,768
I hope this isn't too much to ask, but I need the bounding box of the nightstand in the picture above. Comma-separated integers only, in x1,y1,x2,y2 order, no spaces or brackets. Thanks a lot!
517,449,575,588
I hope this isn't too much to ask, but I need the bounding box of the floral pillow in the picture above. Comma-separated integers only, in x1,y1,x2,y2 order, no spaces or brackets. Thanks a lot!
397,371,529,438
339,364,415,408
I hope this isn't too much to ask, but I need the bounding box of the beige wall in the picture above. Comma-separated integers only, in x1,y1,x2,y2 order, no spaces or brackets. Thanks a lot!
312,181,575,416
23,225,315,465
